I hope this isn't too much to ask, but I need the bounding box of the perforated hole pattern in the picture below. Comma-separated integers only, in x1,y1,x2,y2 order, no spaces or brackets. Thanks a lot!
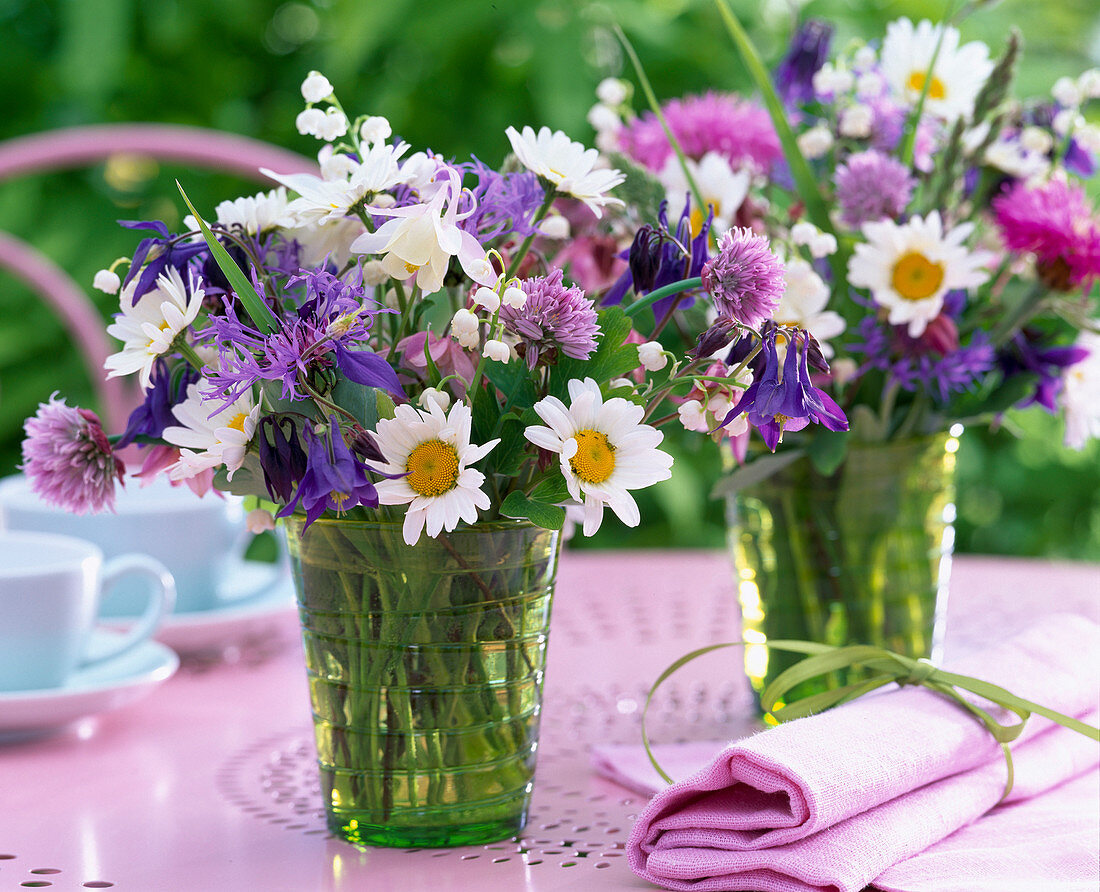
0,855,113,888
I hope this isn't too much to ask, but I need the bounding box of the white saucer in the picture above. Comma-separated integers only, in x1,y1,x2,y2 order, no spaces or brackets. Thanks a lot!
0,630,179,741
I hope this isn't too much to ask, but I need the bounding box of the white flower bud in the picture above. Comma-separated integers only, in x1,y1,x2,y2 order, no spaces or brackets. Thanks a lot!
790,221,818,247
830,358,858,386
855,72,884,98
451,308,480,349
419,387,451,411
637,341,668,372
473,286,501,312
810,232,838,259
677,400,708,432
838,104,873,139
301,71,334,104
359,115,392,145
587,103,621,133
609,377,634,391
245,508,276,534
797,125,834,159
1052,76,1082,109
93,269,120,294
813,64,853,96
465,258,494,284
319,151,358,181
502,285,528,309
295,107,327,137
483,339,510,362
1053,109,1081,137
320,108,349,141
538,215,570,240
1078,68,1100,100
1020,126,1054,156
361,260,389,287
1074,124,1100,155
721,411,749,436
596,77,629,106
853,46,877,70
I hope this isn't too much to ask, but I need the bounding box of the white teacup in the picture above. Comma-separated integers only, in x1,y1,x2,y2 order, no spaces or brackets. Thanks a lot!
0,531,175,692
0,475,273,616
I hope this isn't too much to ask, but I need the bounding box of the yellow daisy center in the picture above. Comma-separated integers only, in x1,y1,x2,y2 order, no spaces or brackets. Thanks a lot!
891,252,945,301
226,412,248,433
405,439,460,497
907,70,946,100
569,429,616,485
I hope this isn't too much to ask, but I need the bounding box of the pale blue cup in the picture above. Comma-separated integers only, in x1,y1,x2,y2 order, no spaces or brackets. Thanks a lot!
0,475,273,616
0,531,175,691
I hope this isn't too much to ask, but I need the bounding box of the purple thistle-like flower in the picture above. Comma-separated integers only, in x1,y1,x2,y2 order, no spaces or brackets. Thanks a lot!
721,327,848,451
455,157,544,242
775,20,834,107
21,395,126,514
276,417,380,528
617,93,781,174
501,268,600,370
206,267,403,403
834,150,915,228
702,227,785,328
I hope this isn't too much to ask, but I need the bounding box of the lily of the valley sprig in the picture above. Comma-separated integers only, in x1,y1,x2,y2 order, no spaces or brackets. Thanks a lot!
21,70,849,542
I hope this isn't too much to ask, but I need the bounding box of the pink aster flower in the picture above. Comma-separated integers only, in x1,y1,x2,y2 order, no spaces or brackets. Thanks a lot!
701,228,786,328
500,268,600,370
21,394,125,514
993,179,1100,292
834,150,915,228
617,92,781,174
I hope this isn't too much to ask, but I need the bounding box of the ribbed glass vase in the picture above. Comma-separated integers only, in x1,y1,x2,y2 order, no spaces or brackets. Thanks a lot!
726,434,957,708
284,517,560,848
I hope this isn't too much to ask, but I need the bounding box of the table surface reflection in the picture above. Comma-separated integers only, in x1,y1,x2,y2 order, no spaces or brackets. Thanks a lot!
1,552,1097,891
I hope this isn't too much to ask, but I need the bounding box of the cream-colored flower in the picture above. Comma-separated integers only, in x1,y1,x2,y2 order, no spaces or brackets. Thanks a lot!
505,126,625,218
774,257,846,358
658,151,750,237
104,269,206,389
369,401,498,545
1062,331,1100,450
524,378,673,536
848,211,991,337
184,188,292,236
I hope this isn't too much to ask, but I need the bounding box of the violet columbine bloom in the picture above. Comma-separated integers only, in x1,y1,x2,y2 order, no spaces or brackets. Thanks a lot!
702,227,785,328
834,150,915,228
206,267,403,403
119,220,208,305
993,179,1100,292
116,359,201,448
501,268,600,370
775,19,834,107
257,416,308,503
998,331,1091,413
721,327,848,451
276,417,379,527
21,394,125,514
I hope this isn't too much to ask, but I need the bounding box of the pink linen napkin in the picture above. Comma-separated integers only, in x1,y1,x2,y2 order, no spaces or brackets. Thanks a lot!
622,614,1100,892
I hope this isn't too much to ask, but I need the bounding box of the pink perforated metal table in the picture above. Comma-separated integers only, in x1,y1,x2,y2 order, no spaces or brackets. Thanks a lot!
1,552,1097,891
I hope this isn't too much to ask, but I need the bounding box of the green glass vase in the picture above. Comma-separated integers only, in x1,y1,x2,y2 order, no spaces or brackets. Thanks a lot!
726,434,957,708
284,517,560,848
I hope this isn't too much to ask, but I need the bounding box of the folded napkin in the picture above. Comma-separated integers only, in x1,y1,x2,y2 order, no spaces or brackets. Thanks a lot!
618,614,1100,892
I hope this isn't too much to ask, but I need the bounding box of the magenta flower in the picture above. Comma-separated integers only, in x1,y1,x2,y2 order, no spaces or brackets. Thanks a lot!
834,150,914,228
500,268,600,370
993,179,1100,292
701,228,785,328
617,92,781,174
21,395,125,514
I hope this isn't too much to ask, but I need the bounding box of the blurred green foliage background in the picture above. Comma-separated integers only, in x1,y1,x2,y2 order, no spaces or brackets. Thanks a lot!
1,0,1097,558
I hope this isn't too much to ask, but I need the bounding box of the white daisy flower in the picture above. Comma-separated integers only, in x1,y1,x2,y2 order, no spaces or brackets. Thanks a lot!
162,381,260,481
505,126,626,218
658,151,750,237
349,164,495,294
184,188,292,236
880,18,993,123
104,268,206,390
524,378,673,536
847,211,991,337
261,140,411,227
773,258,846,358
370,401,499,545
1062,331,1100,450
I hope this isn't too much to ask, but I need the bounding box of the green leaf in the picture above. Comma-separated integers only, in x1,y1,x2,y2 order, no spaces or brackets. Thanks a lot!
212,453,271,499
375,390,397,421
530,471,570,505
177,182,279,335
547,307,640,399
500,490,566,530
330,373,378,430
488,415,531,477
808,429,850,476
709,448,806,498
606,152,667,225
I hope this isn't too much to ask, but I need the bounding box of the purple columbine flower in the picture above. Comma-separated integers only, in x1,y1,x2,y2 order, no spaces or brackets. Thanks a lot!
119,219,208,305
774,19,834,107
21,394,126,514
276,417,380,527
116,359,201,448
206,267,404,404
501,268,600,370
257,416,309,503
834,150,915,228
720,326,848,451
998,330,1091,413
701,227,785,328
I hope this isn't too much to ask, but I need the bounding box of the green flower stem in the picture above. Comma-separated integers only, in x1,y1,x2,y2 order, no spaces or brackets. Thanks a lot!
991,282,1048,347
623,276,703,317
899,0,962,167
173,339,207,373
504,189,556,281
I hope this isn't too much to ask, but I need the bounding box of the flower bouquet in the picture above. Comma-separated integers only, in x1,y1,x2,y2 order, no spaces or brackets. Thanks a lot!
583,1,1100,702
20,67,852,845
